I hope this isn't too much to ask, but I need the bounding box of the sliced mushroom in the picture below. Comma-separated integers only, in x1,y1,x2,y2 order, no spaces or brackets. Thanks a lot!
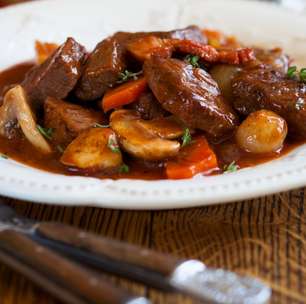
110,110,181,161
0,85,52,154
138,116,185,139
60,128,123,171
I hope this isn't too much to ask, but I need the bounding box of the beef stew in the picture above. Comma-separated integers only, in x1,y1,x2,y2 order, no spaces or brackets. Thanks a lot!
0,26,304,180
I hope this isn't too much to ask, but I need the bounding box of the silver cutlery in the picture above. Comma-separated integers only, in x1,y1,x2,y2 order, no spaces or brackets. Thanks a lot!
0,204,271,304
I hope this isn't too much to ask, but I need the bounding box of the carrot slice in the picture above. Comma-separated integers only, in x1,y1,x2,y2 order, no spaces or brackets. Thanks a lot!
35,41,59,64
102,77,147,112
166,136,218,179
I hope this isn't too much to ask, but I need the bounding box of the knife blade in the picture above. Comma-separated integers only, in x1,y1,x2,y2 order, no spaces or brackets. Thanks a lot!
0,204,271,304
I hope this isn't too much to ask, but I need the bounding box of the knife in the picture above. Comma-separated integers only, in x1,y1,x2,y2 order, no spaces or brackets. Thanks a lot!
0,204,271,304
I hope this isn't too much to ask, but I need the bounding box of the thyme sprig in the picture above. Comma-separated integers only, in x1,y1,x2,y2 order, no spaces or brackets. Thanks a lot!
117,70,143,83
182,128,192,147
224,161,239,173
37,125,53,140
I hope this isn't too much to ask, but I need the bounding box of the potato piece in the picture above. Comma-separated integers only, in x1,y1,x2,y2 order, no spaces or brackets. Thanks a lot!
210,64,241,101
236,110,287,153
60,128,122,171
110,110,180,161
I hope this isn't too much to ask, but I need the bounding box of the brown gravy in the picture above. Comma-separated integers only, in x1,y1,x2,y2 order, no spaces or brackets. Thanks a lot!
0,63,302,179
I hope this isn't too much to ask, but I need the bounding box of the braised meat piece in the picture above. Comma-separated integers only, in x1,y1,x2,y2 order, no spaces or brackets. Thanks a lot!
75,32,130,101
44,97,105,146
210,48,289,102
131,90,167,120
144,57,239,141
22,38,86,108
75,26,206,101
232,65,306,139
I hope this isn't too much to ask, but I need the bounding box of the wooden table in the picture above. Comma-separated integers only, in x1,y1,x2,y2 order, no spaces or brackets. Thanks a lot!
1,190,306,304
0,1,306,303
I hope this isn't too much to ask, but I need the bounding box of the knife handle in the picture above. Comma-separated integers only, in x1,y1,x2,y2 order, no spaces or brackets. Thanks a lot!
0,229,149,304
37,222,183,278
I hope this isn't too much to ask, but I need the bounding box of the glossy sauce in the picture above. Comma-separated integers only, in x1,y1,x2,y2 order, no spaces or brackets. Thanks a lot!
0,63,302,179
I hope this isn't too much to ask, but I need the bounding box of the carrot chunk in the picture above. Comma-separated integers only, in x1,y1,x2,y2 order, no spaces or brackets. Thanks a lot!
35,41,59,64
102,77,147,112
166,136,218,179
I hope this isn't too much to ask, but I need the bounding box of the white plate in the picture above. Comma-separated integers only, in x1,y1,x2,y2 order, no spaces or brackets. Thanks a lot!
0,0,306,209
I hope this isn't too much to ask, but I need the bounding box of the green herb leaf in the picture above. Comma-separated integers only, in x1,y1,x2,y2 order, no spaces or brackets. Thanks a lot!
182,128,192,147
0,154,8,159
108,134,120,153
287,66,297,79
119,164,130,174
37,125,53,140
93,123,110,128
224,161,239,173
300,68,306,82
185,55,200,68
57,145,64,153
117,70,143,83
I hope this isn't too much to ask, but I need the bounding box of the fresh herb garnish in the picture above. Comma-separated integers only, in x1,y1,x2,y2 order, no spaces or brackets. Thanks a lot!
93,123,110,128
0,154,8,159
119,164,130,174
182,128,192,147
286,66,306,83
117,70,143,83
37,125,53,140
224,161,239,173
57,145,64,153
185,55,200,68
108,134,120,153
300,68,306,82
287,66,297,79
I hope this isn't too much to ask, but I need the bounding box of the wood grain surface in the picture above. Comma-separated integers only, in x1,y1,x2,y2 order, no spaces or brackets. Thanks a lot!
0,188,305,304
0,1,306,303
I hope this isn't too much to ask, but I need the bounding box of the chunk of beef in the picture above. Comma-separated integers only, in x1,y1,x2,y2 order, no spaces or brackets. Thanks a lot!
210,48,289,103
75,32,130,101
144,57,239,142
131,91,167,120
75,26,206,101
232,65,306,139
44,97,105,146
22,38,86,109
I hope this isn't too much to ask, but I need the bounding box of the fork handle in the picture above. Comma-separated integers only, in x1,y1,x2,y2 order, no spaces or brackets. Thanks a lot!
37,222,183,278
0,229,149,304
